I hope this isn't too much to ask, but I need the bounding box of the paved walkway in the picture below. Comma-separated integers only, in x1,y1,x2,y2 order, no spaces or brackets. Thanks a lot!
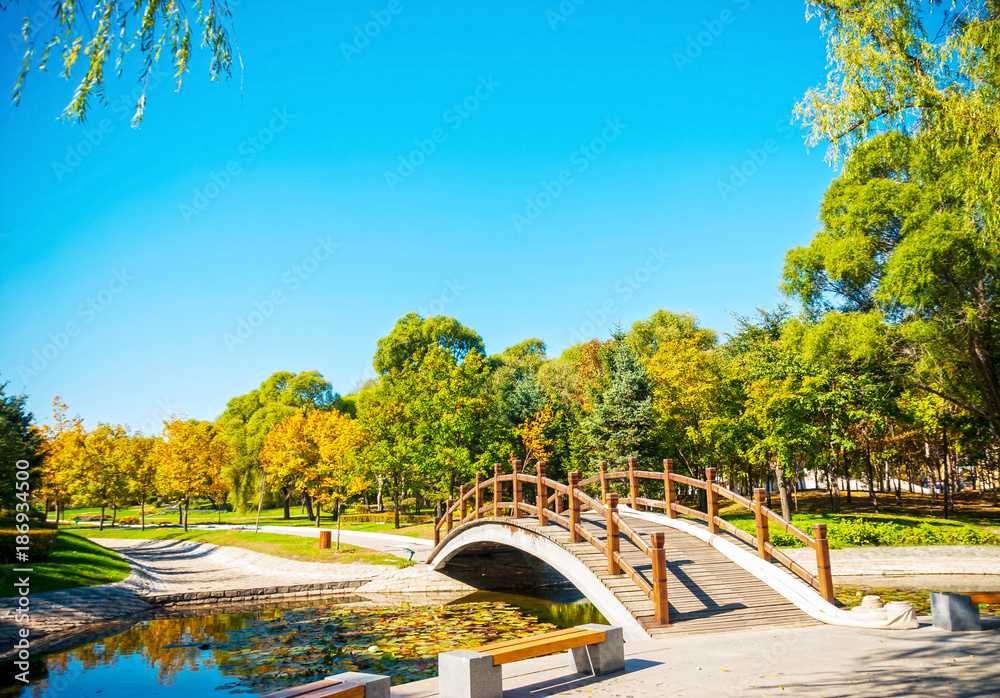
393,617,1000,697
783,545,1000,577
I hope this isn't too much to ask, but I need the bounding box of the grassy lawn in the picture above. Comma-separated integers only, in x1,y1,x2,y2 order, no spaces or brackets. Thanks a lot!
0,531,131,598
714,490,1000,548
70,527,414,567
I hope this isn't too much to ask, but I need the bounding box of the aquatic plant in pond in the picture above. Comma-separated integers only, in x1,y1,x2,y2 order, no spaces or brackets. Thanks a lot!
209,602,559,690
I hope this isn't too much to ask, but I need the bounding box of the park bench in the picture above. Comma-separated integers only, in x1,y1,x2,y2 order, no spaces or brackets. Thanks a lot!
438,623,625,698
930,591,1000,631
259,672,389,698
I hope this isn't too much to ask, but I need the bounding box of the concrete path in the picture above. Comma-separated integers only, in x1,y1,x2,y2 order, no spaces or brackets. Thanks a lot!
392,617,1000,697
194,524,434,562
95,538,386,595
783,545,1000,577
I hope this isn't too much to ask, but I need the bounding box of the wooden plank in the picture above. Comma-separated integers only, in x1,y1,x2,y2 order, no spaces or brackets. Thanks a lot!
261,681,363,698
480,629,607,665
965,592,1000,604
474,627,594,652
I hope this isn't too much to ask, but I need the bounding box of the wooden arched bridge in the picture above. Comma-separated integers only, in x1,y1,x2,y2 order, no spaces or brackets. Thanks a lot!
429,459,836,640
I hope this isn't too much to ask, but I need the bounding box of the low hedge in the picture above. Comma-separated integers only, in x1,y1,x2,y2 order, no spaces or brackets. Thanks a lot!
117,516,140,525
727,516,999,549
0,526,59,564
339,513,434,524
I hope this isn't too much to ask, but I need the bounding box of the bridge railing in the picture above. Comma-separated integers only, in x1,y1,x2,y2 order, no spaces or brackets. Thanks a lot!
432,457,835,618
433,459,670,625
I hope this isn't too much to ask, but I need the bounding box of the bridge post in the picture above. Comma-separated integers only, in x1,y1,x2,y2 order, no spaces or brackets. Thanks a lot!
813,523,835,603
537,461,548,526
599,461,609,504
569,471,582,543
446,498,454,534
651,531,669,625
460,485,468,523
493,463,502,517
753,488,771,562
706,467,719,534
664,459,676,518
433,517,440,546
512,460,523,519
628,457,639,510
606,493,620,575
475,473,484,520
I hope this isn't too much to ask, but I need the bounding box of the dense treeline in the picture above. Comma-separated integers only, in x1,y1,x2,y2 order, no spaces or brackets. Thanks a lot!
5,2,1000,526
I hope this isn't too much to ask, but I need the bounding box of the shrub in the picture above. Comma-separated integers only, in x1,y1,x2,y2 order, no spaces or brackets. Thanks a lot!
339,513,433,525
0,525,59,564
117,516,140,525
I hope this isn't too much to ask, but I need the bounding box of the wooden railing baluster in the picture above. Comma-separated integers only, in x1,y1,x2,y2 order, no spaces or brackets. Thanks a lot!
513,459,523,519
599,461,608,504
753,487,771,561
814,523,834,603
493,463,502,516
537,461,548,526
460,485,468,523
606,493,620,575
446,498,453,533
664,458,675,518
475,473,484,520
706,467,719,534
651,531,669,625
569,471,582,543
628,457,638,510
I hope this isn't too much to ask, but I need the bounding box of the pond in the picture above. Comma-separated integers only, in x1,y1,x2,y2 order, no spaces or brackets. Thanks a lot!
1,590,606,697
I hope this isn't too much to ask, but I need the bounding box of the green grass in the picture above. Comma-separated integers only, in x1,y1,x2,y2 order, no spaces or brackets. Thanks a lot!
71,527,414,567
715,490,1000,548
0,531,131,597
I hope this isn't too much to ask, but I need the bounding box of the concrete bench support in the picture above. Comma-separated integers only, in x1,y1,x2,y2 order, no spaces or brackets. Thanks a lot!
930,592,982,632
568,624,625,675
438,624,625,698
438,650,503,698
327,672,390,698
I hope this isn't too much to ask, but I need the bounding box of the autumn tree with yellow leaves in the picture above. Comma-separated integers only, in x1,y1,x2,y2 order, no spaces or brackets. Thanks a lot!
156,417,231,531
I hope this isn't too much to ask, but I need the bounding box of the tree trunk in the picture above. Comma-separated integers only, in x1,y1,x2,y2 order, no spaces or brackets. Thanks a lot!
774,462,792,521
100,503,105,531
304,492,315,521
178,499,183,524
865,446,878,514
141,498,145,531
112,503,118,527
54,500,60,529
184,495,190,531
316,501,322,528
393,476,401,529
281,486,291,520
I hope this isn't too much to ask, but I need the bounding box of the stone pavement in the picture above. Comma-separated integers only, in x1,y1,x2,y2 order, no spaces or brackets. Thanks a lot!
392,617,1000,697
783,545,1000,577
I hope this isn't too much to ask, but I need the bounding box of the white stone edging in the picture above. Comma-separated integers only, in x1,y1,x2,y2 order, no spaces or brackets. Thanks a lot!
618,505,918,630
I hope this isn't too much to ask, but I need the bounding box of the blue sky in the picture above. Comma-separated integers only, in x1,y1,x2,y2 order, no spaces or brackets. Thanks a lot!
0,0,835,432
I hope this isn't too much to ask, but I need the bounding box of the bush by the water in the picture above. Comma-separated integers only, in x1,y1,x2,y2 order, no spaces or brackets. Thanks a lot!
339,512,433,524
0,522,59,564
828,518,998,548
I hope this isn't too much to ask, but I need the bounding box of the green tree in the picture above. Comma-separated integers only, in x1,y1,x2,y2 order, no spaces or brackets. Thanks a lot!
6,0,238,125
373,313,485,375
582,338,655,469
0,379,44,513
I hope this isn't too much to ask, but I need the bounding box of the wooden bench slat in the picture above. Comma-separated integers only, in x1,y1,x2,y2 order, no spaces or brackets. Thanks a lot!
965,592,1000,605
261,679,343,698
480,629,607,666
260,680,364,698
474,627,598,654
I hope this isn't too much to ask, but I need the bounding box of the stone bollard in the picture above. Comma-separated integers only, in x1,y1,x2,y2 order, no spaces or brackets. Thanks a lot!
326,672,390,697
930,592,982,632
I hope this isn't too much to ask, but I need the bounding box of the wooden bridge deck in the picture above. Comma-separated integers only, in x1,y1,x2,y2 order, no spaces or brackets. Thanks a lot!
496,513,818,638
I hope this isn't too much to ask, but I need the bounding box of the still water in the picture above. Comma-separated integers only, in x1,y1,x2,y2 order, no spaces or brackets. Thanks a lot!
1,591,606,697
